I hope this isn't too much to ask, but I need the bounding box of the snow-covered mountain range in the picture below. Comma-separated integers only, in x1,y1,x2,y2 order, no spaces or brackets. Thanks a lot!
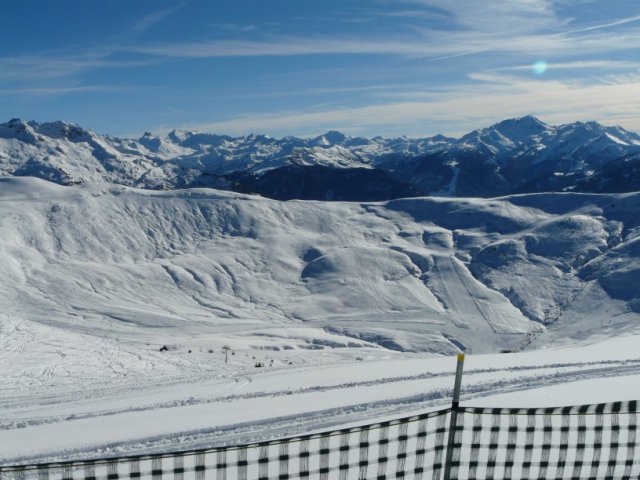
2,115,640,463
2,116,639,199
3,116,640,375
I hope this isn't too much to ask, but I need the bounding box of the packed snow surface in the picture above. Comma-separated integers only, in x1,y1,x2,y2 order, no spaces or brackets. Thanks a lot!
1,177,640,464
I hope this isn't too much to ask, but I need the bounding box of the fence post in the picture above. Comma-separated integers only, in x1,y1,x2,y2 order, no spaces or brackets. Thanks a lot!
443,353,465,480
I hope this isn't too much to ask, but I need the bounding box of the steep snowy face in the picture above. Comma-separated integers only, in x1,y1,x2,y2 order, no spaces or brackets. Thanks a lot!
1,177,639,363
531,121,640,169
456,115,552,160
1,117,639,198
32,120,92,141
491,115,550,140
0,118,42,143
575,152,640,193
443,117,640,195
0,120,166,185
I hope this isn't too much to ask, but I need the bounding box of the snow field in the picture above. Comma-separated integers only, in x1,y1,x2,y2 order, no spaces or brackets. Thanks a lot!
1,178,640,464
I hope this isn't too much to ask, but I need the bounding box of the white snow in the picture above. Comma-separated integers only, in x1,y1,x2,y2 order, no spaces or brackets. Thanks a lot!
1,177,640,464
605,132,630,146
3,117,639,195
2,331,639,464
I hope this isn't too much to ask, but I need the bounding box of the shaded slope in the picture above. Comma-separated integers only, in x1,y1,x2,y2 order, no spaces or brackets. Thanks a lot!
223,165,422,201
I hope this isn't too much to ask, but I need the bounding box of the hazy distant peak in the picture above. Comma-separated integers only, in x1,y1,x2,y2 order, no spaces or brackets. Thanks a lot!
493,115,550,134
460,115,551,146
311,130,348,146
33,120,92,141
2,115,640,199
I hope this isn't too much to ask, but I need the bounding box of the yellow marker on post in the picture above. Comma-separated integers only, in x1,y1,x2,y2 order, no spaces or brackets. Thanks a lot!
452,354,465,408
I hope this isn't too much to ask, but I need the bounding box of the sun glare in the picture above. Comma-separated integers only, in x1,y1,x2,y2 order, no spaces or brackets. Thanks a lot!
532,60,548,75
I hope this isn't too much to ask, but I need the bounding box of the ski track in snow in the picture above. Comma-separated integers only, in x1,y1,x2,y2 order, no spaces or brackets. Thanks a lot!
2,356,640,464
8,357,639,429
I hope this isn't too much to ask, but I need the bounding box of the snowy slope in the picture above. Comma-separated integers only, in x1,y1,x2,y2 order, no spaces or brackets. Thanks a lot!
1,178,640,380
2,178,640,462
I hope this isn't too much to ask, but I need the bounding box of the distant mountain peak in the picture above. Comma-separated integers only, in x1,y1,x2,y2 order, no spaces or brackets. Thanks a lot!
6,118,28,127
2,116,640,199
482,115,549,139
2,118,32,133
324,129,346,138
245,133,271,141
430,134,451,142
0,118,39,142
312,130,347,145
33,120,90,141
164,129,199,144
495,115,549,130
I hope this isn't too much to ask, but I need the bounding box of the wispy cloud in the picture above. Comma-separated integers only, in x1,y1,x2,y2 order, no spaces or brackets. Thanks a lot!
131,31,640,75
130,29,640,59
129,2,640,61
132,3,186,33
4,2,639,85
183,74,640,136
498,60,640,71
404,0,563,34
0,4,181,87
208,23,258,33
219,83,430,100
376,6,453,22
132,37,424,58
565,13,640,33
0,85,130,96
0,52,152,83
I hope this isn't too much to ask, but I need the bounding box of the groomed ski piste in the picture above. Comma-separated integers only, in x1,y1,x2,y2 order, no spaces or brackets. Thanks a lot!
1,177,640,465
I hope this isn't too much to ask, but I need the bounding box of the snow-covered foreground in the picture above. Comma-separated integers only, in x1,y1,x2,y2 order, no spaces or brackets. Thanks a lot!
2,334,640,465
1,177,640,464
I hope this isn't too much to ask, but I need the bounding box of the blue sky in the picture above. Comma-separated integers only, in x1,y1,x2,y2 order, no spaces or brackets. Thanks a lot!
1,0,640,138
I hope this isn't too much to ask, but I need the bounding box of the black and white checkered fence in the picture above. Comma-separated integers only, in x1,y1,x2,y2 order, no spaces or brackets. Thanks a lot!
0,409,450,480
449,400,640,479
1,400,639,480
